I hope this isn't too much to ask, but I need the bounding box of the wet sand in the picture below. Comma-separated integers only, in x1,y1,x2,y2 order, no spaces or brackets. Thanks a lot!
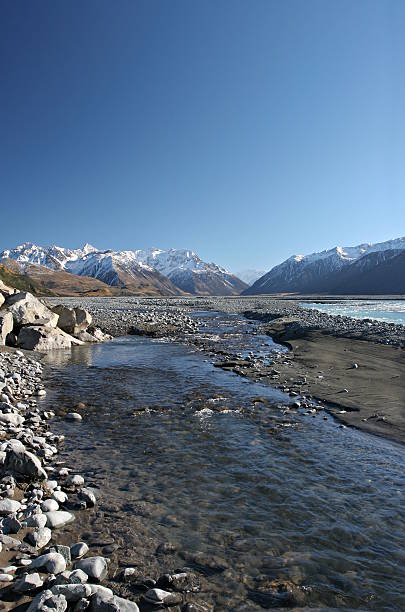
264,316,405,444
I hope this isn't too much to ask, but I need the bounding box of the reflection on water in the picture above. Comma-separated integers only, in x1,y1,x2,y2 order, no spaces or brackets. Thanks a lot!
42,314,405,610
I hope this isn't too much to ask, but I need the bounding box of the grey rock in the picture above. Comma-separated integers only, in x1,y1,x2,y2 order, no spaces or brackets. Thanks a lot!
49,545,72,565
143,588,182,605
114,597,140,612
41,498,59,512
14,572,44,593
0,498,21,515
78,487,96,508
75,556,108,581
70,542,89,560
28,552,67,574
0,411,25,426
26,527,52,549
7,292,59,328
26,589,68,612
51,584,92,601
17,326,72,351
4,445,47,480
0,311,13,346
45,511,75,528
1,515,22,533
27,513,48,529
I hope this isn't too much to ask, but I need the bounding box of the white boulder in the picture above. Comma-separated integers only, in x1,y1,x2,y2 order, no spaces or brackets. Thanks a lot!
6,292,59,327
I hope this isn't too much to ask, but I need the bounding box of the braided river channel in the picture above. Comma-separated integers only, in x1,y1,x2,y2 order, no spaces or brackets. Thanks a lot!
42,312,405,611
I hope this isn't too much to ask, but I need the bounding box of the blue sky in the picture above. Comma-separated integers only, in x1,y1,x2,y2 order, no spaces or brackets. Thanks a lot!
1,0,404,272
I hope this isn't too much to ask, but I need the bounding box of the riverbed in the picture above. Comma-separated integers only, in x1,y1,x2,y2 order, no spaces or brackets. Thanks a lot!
42,312,405,610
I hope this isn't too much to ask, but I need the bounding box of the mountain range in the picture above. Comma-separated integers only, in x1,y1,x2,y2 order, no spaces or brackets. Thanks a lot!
0,243,247,296
245,237,405,295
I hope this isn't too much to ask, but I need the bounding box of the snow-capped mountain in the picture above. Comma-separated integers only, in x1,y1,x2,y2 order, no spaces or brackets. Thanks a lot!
235,269,267,286
0,243,247,296
1,242,98,271
245,237,405,295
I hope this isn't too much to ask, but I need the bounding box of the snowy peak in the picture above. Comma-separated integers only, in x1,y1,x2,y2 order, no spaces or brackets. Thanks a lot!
0,242,246,296
245,236,405,295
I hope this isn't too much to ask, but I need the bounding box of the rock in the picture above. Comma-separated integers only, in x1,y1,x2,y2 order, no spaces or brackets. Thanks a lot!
0,411,25,426
45,510,75,529
75,556,108,581
143,588,182,605
41,498,59,512
17,326,72,351
4,444,47,480
88,585,114,598
49,545,72,565
52,490,68,504
26,527,52,549
14,572,44,593
51,584,92,601
6,292,59,327
28,552,67,574
2,515,22,533
0,572,14,582
0,498,21,515
0,279,15,297
70,542,89,560
114,597,139,612
157,571,200,592
65,413,82,422
78,487,96,508
76,331,98,343
0,311,13,346
27,589,68,612
52,306,92,335
67,474,85,487
74,308,92,333
67,569,88,584
89,591,119,612
27,514,48,529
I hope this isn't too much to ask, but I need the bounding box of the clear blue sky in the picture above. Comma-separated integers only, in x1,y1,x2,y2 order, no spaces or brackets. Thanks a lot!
1,0,404,272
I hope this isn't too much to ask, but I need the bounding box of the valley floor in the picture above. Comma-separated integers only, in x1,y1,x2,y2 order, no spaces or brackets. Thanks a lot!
47,294,405,445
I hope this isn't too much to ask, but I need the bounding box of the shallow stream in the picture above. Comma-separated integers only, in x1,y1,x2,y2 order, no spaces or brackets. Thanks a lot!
42,312,405,610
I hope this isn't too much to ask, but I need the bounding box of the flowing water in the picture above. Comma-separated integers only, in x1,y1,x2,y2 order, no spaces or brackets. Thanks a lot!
42,312,405,610
302,300,405,326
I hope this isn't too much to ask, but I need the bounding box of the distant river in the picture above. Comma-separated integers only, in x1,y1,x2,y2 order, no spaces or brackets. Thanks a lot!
302,299,405,325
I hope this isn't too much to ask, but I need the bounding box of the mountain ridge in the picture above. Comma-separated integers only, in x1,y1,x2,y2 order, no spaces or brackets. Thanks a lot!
245,237,405,295
1,243,247,296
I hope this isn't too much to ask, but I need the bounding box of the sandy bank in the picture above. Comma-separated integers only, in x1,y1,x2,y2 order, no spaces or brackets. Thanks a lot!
263,316,405,444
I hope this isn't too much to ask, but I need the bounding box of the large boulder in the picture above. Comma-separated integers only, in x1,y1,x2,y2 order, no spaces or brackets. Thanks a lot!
6,292,59,327
2,441,47,480
0,311,13,345
52,306,92,335
17,326,72,351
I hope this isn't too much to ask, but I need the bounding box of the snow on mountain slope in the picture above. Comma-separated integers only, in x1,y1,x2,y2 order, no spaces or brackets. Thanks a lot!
1,242,98,271
245,237,405,295
235,269,267,286
0,243,247,295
